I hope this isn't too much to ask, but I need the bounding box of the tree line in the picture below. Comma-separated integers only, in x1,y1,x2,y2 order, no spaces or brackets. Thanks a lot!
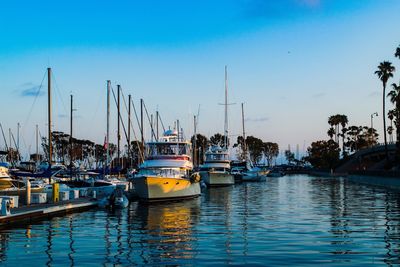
190,133,280,166
305,44,400,170
35,131,280,169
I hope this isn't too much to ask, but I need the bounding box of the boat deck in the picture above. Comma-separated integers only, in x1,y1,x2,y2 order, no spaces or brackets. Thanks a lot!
0,198,98,229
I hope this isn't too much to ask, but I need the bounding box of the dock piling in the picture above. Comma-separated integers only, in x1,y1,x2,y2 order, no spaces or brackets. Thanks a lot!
25,179,31,206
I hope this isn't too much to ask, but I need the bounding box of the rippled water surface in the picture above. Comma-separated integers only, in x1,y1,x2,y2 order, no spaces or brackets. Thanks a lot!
1,175,400,266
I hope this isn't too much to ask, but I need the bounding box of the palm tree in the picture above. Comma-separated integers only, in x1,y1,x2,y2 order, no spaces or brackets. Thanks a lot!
388,126,394,142
388,82,400,163
375,61,395,162
328,115,341,143
387,109,395,142
338,115,348,155
395,45,400,59
327,127,335,140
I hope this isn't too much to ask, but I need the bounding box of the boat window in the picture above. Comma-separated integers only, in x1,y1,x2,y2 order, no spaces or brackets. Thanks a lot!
206,153,227,161
147,143,191,156
139,168,187,178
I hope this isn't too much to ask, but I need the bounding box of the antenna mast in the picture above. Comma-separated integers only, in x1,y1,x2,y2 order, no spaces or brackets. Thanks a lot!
47,67,52,183
106,80,111,173
224,66,228,149
241,103,247,160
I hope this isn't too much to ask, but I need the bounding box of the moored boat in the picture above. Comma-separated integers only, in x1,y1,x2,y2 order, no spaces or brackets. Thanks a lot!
0,166,46,196
242,166,269,182
133,130,201,201
267,167,286,177
200,146,234,186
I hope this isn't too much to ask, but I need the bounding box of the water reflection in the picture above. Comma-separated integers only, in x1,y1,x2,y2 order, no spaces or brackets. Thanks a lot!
1,176,400,265
204,186,234,264
68,217,75,266
45,221,53,266
383,192,400,265
0,231,8,262
131,198,201,264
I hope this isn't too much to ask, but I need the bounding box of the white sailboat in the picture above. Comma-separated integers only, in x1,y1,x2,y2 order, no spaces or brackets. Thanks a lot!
200,66,234,186
240,103,269,182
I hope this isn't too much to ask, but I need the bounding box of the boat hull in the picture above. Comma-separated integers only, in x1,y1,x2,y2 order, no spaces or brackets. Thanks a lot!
267,171,285,177
133,176,201,201
242,174,267,182
201,171,234,186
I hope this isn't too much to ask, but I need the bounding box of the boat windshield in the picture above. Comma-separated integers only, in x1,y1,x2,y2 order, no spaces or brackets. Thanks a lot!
139,168,188,178
205,153,229,161
147,143,191,156
200,167,228,172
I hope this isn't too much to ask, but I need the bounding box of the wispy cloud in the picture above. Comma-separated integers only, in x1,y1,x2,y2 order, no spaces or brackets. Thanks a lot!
17,83,45,97
245,116,269,122
312,92,325,98
243,0,321,19
20,82,34,87
368,91,380,98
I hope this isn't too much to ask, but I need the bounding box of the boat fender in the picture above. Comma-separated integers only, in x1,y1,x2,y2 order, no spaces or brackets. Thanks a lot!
190,172,201,183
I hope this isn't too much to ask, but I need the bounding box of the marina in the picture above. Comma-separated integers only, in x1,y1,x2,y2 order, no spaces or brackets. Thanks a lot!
2,1,400,265
1,175,400,265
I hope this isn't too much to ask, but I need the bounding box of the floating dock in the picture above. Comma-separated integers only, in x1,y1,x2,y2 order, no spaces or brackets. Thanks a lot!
0,198,98,228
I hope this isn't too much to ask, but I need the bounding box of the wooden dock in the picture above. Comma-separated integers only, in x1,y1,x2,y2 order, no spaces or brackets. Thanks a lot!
0,198,98,228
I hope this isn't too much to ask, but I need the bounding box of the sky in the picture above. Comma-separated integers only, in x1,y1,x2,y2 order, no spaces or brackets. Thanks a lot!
1,0,400,160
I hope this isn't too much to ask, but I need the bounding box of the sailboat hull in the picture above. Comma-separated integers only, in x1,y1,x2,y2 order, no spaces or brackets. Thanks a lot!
201,171,234,186
133,176,201,201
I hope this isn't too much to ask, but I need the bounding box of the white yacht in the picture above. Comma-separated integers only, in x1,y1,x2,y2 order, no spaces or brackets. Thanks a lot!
133,130,201,201
200,146,234,186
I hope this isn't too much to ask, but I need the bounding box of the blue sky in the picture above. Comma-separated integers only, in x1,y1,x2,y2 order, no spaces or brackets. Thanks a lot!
1,0,400,159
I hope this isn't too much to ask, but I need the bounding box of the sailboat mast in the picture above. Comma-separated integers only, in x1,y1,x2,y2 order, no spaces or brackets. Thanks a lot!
106,80,111,172
177,120,180,141
224,65,228,149
156,110,159,141
241,103,247,160
70,94,73,178
117,84,121,169
17,123,20,153
193,115,197,167
47,68,52,178
140,98,144,164
128,94,131,161
36,124,39,164
0,124,8,152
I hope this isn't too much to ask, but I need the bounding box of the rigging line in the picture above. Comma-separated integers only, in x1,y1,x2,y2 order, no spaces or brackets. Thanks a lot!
158,113,166,133
130,98,142,137
0,123,9,151
129,97,144,159
120,89,142,160
10,131,21,161
52,72,69,118
111,87,129,149
19,128,31,159
120,91,140,142
22,70,47,129
142,102,157,141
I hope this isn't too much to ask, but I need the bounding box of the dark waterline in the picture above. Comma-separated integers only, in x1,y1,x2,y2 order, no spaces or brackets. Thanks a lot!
1,175,400,266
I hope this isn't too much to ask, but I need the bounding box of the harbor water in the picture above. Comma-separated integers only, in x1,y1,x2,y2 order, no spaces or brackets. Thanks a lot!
1,174,400,266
